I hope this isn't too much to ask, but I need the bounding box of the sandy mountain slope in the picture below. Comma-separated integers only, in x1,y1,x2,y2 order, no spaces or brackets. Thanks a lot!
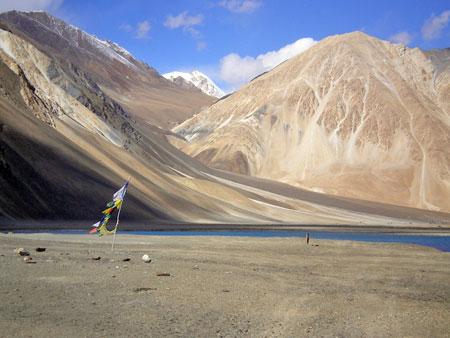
0,11,214,130
172,32,450,213
0,19,448,226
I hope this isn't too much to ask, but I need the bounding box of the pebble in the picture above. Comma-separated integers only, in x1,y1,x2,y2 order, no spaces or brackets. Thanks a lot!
35,247,46,252
23,257,36,264
14,248,30,256
91,256,101,261
132,287,157,293
142,254,151,263
157,273,171,277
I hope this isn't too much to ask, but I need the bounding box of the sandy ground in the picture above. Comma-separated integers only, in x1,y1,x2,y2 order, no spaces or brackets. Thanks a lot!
0,234,449,338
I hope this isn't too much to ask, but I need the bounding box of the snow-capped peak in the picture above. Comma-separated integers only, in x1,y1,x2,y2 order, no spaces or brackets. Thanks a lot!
163,70,225,98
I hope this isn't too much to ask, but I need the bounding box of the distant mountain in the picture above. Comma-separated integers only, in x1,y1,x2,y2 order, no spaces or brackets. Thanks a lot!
0,12,448,226
172,32,450,213
164,70,225,98
0,10,214,129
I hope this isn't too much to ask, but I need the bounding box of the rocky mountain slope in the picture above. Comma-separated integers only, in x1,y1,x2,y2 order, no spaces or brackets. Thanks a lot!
0,13,448,226
163,70,225,98
172,32,450,213
0,11,214,130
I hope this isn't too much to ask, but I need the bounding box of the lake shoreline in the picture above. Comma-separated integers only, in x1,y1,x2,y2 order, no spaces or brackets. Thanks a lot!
2,221,450,234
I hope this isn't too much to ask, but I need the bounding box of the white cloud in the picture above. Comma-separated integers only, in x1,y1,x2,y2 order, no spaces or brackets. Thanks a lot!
136,20,150,39
219,37,316,89
0,0,63,13
389,31,413,45
164,12,203,29
164,11,205,50
119,23,133,33
119,21,150,40
421,10,450,40
219,0,261,13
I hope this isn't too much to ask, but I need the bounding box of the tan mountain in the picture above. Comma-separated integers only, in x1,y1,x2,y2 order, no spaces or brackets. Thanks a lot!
172,32,450,213
0,13,449,227
0,11,214,130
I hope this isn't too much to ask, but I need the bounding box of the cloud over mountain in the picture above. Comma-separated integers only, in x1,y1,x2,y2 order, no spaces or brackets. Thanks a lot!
219,37,316,89
421,10,450,40
389,31,413,45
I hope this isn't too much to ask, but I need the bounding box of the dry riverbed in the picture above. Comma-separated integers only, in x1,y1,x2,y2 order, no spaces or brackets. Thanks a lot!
0,233,449,337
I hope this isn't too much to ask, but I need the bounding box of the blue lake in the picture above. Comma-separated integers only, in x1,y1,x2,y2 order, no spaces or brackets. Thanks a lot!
8,229,450,252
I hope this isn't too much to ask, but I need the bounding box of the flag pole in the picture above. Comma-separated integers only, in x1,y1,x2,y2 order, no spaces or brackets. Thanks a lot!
111,176,131,252
111,203,122,252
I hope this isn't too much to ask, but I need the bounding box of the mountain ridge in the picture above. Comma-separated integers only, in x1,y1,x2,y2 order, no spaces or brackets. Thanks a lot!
172,31,450,212
0,13,449,226
0,10,215,129
163,70,225,98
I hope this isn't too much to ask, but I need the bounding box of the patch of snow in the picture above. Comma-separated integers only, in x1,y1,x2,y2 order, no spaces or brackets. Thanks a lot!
22,12,137,68
163,70,225,98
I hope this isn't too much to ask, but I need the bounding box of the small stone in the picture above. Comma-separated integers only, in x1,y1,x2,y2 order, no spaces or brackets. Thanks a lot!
222,289,230,293
14,248,30,256
92,256,101,261
35,247,46,252
156,273,170,277
141,254,151,263
132,287,157,293
23,257,36,264
122,258,131,262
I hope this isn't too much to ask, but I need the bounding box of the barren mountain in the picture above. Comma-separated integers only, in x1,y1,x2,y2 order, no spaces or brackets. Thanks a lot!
0,13,449,226
172,32,450,213
0,11,214,129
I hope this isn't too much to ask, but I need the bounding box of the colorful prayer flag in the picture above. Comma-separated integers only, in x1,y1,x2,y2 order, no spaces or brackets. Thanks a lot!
90,181,129,236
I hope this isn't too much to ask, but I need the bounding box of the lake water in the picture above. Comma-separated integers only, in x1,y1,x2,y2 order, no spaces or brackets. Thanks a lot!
8,229,450,252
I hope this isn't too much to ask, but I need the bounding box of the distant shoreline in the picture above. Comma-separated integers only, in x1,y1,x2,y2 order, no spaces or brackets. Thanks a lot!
1,221,450,234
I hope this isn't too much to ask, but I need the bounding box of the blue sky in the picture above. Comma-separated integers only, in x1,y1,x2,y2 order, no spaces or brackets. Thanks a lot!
1,0,449,91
